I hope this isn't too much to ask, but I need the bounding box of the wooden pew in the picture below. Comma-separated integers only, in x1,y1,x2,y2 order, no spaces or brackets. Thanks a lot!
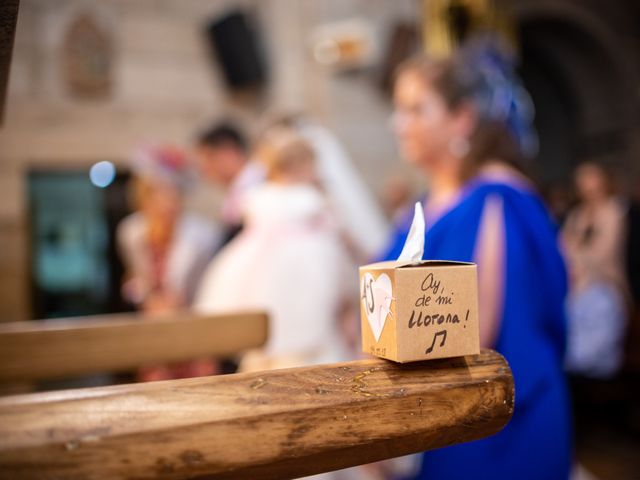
0,311,268,383
0,349,513,479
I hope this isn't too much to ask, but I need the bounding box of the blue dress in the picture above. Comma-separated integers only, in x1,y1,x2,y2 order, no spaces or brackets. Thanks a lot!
381,178,572,480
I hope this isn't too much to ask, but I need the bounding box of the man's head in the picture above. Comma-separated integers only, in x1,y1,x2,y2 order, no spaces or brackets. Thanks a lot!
196,123,248,187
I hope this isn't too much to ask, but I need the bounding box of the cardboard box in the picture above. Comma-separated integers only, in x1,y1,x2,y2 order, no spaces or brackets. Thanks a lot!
359,260,480,362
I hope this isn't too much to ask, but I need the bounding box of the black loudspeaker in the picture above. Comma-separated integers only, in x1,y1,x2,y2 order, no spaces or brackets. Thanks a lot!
206,10,267,90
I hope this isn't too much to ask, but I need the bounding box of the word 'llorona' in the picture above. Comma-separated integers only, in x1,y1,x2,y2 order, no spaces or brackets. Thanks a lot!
408,311,460,328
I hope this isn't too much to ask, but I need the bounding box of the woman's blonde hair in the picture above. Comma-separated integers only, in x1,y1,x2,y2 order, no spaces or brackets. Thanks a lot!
254,126,315,178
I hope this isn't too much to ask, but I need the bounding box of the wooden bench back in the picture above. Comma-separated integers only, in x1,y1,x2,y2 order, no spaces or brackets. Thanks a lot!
0,311,268,382
0,350,514,479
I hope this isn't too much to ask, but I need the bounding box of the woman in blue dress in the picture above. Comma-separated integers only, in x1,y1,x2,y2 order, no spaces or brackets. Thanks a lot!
383,42,572,479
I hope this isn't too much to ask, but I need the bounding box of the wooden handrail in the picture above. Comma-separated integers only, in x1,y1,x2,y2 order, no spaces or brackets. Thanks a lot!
0,311,268,382
0,350,513,479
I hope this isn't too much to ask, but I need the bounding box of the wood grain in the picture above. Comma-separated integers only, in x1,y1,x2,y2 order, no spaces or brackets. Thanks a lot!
0,311,268,382
0,350,514,479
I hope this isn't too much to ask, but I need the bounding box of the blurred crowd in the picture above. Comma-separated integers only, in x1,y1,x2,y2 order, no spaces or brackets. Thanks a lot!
562,162,639,380
108,38,639,480
117,116,389,380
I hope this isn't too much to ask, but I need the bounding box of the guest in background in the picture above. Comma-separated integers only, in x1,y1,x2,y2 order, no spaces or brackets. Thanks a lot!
291,116,390,261
117,145,218,381
194,126,353,372
195,122,263,246
254,113,390,262
562,162,628,379
253,114,390,349
384,39,571,479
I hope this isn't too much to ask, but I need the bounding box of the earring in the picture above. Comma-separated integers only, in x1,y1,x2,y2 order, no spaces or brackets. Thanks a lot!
449,137,470,158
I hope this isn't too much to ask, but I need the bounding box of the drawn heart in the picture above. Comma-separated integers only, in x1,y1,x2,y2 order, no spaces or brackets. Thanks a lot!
361,272,393,342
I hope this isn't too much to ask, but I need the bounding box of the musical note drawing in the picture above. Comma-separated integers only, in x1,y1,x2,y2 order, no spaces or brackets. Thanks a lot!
425,330,447,354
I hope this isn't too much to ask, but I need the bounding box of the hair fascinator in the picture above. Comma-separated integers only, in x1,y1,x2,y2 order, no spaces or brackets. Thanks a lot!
129,144,194,190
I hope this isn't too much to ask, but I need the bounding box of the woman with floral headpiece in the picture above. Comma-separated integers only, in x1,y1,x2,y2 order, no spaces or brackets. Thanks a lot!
117,145,220,381
383,39,571,479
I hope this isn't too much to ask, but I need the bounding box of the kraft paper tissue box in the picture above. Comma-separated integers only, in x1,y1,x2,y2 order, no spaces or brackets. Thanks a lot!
359,203,480,363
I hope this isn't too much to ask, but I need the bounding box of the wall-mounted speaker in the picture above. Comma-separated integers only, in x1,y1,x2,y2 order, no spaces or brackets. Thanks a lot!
205,10,267,90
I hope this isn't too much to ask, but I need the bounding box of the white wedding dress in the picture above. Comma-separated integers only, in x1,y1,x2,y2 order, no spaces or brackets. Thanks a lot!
194,183,353,370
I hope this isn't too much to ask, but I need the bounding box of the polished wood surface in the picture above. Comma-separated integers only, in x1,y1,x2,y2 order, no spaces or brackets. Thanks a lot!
0,350,514,479
0,311,268,382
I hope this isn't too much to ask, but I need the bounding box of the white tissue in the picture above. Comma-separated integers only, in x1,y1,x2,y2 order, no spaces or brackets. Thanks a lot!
397,201,425,262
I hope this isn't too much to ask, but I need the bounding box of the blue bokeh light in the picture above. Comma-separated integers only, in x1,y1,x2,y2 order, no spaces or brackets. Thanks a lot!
89,161,116,188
